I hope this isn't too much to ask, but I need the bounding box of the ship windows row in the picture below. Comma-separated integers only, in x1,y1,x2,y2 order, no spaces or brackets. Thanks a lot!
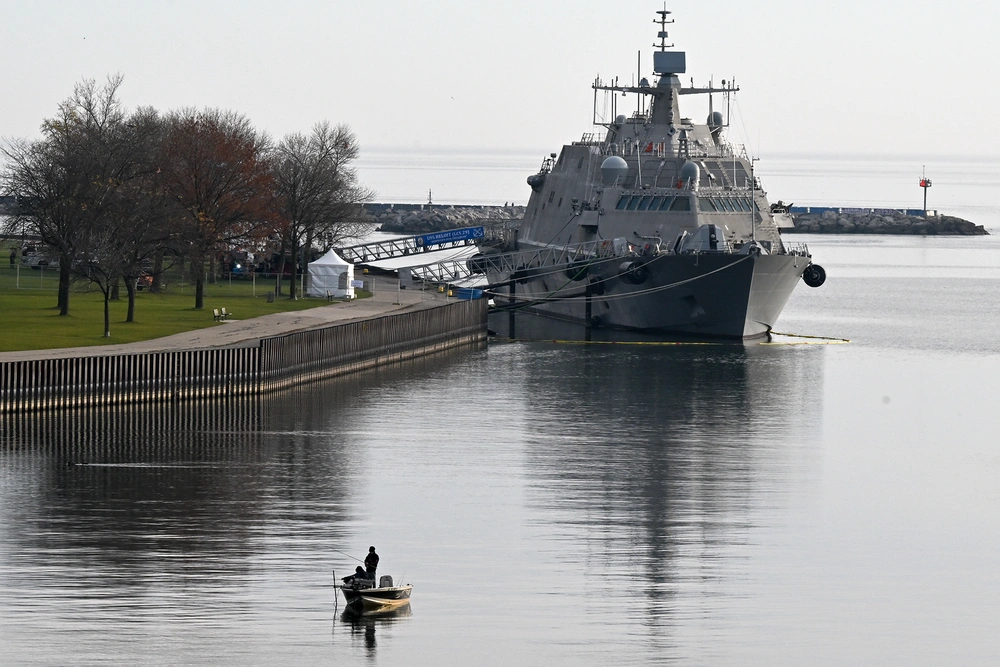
615,194,759,213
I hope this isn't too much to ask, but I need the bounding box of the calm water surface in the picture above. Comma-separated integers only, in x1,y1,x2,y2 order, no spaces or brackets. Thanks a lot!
2,235,999,665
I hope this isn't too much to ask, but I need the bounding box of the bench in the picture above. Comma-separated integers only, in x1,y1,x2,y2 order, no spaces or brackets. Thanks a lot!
213,308,234,322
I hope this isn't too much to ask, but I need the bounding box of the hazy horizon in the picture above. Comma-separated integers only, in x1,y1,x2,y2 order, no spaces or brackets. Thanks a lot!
2,1,998,159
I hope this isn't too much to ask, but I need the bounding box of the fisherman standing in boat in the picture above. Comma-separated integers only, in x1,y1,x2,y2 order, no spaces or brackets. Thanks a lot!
364,546,379,580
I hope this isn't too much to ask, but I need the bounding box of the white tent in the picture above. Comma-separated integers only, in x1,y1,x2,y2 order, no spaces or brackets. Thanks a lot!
306,250,355,299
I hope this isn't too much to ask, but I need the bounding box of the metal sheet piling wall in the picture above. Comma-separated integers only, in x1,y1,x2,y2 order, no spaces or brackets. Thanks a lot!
0,347,261,413
258,298,487,392
0,299,487,414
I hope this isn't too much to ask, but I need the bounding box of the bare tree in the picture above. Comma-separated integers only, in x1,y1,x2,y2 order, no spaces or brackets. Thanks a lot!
1,75,144,318
272,122,373,299
158,108,275,309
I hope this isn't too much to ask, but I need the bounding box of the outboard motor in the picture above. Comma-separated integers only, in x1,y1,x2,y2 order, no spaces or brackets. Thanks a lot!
803,264,826,287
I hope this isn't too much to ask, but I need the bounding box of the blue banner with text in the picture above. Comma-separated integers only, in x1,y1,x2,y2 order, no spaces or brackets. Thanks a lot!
415,227,485,247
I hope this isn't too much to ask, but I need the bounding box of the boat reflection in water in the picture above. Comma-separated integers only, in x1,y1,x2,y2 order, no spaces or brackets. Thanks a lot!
487,320,827,645
338,603,413,658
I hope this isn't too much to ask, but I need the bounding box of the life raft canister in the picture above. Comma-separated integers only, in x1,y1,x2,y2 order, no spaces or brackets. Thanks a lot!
802,264,826,288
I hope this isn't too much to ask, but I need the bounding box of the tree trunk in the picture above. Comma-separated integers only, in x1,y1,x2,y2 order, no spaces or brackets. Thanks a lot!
110,278,120,301
289,238,298,300
274,245,286,296
195,276,205,310
303,231,313,299
125,278,137,322
58,259,71,316
103,291,111,338
189,255,206,309
150,250,164,293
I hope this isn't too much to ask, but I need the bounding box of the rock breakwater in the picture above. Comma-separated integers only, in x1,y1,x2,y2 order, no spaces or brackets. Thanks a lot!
787,210,987,235
365,204,526,235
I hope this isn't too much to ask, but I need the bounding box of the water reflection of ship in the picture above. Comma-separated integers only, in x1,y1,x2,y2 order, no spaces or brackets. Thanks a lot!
337,603,412,659
510,340,825,631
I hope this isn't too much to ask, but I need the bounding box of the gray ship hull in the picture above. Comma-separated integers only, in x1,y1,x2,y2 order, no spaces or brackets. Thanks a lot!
496,252,807,340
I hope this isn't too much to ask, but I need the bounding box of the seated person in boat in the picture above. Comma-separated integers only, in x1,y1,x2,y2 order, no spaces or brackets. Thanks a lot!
342,566,368,584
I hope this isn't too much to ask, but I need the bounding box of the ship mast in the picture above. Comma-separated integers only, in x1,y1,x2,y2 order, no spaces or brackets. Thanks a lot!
654,6,674,52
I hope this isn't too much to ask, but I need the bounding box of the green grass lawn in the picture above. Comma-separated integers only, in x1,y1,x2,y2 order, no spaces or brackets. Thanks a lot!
0,262,365,352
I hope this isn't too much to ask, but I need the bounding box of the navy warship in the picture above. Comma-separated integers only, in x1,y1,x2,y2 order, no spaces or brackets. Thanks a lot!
479,8,825,340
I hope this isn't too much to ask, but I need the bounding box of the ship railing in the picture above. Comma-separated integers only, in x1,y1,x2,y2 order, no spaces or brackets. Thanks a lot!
783,242,811,257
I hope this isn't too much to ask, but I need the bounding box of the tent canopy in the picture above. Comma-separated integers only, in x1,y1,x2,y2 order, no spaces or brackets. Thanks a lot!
306,250,355,298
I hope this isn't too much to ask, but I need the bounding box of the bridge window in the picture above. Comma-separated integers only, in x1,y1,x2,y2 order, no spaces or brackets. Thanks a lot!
659,196,675,210
720,198,735,212
649,196,663,210
626,197,641,211
698,198,717,212
670,197,691,211
616,195,629,210
636,196,652,211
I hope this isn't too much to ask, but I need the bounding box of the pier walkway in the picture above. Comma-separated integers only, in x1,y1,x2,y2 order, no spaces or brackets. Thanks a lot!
0,275,448,363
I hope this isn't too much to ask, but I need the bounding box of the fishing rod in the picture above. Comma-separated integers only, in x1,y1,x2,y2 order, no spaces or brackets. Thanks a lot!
332,549,364,565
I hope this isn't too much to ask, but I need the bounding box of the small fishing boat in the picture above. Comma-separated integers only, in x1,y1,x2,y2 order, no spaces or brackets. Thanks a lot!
337,571,413,612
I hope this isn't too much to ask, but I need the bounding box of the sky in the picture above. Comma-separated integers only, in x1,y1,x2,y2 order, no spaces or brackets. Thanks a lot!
1,0,997,160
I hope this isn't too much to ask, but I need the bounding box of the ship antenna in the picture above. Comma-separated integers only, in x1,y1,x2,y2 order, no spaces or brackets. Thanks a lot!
750,157,758,243
654,5,674,51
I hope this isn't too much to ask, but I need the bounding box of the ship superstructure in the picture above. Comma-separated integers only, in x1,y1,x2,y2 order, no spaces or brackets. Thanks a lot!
485,8,824,339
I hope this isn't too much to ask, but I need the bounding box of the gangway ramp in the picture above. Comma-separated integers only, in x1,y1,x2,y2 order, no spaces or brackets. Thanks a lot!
336,227,485,264
405,238,631,289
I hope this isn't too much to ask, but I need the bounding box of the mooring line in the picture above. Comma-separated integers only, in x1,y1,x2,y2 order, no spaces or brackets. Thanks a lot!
768,331,851,343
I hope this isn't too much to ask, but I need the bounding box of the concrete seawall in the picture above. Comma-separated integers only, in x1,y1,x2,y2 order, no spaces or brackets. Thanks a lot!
0,277,488,414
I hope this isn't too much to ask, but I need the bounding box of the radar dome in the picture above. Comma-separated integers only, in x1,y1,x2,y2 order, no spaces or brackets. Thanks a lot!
679,161,700,190
601,156,629,185
615,115,627,124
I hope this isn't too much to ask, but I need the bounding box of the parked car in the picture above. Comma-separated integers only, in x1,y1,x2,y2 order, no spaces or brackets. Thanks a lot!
21,245,59,270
